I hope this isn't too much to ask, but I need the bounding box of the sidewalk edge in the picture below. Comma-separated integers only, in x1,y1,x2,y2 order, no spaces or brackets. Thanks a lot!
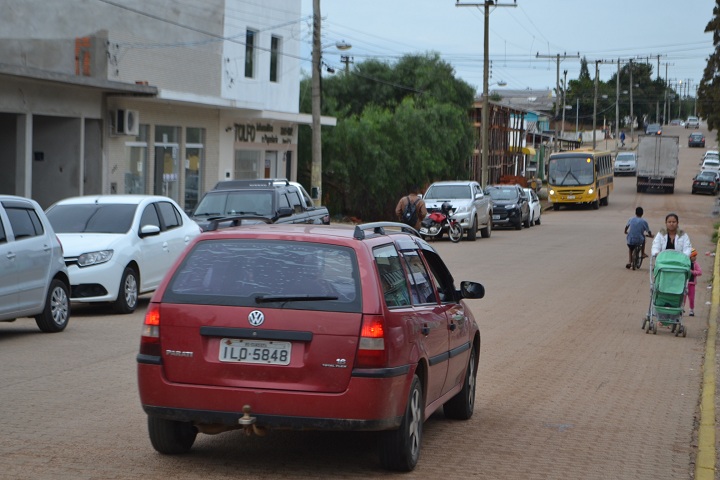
695,232,718,479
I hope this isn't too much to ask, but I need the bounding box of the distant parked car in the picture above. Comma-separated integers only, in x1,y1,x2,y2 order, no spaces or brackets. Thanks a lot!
422,180,492,240
692,171,719,195
614,152,637,176
191,179,330,231
0,195,70,332
45,195,201,314
686,116,700,129
700,157,720,175
645,123,662,135
523,188,541,226
670,119,683,126
485,184,530,230
688,132,705,148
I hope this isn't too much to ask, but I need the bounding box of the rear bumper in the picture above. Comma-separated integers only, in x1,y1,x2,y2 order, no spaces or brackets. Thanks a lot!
137,363,412,431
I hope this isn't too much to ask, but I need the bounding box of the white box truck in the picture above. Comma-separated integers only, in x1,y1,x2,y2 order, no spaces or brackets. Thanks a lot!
636,135,679,193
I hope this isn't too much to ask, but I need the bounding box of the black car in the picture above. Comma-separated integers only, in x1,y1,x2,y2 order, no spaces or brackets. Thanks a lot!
692,171,719,195
485,184,530,230
645,123,662,135
190,179,330,230
688,132,705,148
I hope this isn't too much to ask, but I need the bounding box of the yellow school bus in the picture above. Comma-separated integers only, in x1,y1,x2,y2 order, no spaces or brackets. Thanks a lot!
547,148,614,210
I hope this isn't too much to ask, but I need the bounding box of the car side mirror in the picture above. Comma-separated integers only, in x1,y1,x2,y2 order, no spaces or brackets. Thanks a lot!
139,224,161,238
276,207,293,218
459,281,484,299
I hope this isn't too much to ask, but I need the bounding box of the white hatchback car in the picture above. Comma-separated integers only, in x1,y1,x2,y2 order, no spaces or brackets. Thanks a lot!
45,195,201,313
523,188,541,226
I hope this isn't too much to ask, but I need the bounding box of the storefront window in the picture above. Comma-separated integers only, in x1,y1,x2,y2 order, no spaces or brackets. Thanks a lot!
235,150,260,179
154,126,180,200
185,128,205,212
124,125,149,194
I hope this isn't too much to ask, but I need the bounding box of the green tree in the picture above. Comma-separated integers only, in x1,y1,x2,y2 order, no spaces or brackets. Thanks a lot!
298,53,475,221
699,0,720,132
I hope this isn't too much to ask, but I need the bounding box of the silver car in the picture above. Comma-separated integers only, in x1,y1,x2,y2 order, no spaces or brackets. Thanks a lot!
0,195,70,332
422,180,492,240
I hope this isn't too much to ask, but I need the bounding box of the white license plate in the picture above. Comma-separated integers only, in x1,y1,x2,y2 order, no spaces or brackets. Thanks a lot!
701,182,708,185
566,195,575,200
492,215,500,220
219,338,291,365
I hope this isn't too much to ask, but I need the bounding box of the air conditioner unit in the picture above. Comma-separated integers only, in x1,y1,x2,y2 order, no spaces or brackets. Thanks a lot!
113,109,139,136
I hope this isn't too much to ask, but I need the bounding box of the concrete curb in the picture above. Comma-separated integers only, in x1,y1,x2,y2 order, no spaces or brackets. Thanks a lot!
695,232,719,479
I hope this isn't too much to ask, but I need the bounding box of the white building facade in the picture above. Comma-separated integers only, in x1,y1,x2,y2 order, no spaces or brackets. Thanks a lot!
0,0,326,210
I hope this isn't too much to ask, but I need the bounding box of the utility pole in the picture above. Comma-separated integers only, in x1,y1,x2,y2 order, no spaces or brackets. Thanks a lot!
593,59,600,149
456,1,517,188
615,59,619,153
629,59,635,143
663,63,673,125
536,52,580,152
561,69,567,141
340,55,353,74
310,0,322,204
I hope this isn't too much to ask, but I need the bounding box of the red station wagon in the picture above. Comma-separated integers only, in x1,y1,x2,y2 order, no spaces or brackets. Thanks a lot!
137,221,485,471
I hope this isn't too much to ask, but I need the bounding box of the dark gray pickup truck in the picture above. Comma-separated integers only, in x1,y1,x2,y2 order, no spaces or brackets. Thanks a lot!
190,179,330,230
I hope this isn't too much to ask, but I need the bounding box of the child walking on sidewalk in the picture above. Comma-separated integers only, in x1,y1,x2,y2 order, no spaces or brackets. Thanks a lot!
686,248,702,316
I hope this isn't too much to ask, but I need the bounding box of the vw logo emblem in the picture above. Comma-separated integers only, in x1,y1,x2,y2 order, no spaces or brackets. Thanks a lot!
248,310,265,327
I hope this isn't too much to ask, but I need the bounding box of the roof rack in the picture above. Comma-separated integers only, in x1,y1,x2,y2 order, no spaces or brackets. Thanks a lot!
204,215,273,232
353,221,419,240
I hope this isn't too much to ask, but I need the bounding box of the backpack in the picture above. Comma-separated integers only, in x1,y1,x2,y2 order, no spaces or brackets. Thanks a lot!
401,196,420,226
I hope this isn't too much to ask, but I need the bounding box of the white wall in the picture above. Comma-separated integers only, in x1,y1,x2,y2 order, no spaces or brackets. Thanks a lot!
221,0,302,113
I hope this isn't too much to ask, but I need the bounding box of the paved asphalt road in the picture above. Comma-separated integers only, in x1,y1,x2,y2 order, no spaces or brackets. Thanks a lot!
0,124,718,479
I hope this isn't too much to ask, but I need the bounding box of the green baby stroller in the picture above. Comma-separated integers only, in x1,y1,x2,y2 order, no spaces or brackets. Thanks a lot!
642,250,691,336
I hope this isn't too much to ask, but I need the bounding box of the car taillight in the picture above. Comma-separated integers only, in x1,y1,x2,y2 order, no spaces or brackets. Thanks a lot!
139,303,162,357
355,315,387,368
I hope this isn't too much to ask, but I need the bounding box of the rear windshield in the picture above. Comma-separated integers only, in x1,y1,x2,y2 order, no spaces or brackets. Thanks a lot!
46,204,136,234
424,185,471,200
193,191,274,217
163,239,362,312
486,187,519,201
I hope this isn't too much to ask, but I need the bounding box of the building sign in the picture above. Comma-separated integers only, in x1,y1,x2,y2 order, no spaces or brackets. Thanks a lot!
234,122,293,145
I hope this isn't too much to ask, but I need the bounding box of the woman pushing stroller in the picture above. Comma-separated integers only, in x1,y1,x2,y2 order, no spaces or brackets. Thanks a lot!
651,213,693,258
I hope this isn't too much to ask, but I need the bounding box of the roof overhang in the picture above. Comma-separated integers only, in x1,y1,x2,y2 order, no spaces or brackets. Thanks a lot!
130,89,336,127
0,63,157,95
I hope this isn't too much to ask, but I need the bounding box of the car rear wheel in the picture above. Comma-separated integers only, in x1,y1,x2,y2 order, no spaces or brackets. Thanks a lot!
34,279,70,333
147,415,197,454
379,375,423,472
444,347,476,420
114,267,139,314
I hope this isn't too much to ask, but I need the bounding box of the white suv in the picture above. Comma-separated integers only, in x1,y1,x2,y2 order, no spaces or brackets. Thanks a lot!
422,181,492,240
0,195,70,332
685,116,700,129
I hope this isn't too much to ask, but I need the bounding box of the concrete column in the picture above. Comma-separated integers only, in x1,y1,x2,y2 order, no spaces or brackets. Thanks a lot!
16,114,32,197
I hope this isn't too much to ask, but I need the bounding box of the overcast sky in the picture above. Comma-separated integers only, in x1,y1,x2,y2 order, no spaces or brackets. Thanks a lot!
300,0,716,95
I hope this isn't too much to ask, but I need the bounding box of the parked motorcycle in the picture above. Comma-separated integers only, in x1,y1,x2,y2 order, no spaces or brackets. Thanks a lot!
419,202,463,243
